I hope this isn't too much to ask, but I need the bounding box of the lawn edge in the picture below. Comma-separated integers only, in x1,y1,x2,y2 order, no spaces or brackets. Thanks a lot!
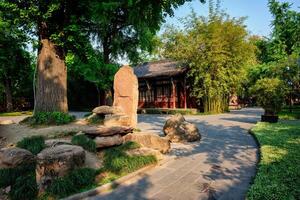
63,163,158,200
246,127,262,196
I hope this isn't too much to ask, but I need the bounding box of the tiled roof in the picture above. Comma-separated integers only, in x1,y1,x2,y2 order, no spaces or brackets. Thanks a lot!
134,60,187,78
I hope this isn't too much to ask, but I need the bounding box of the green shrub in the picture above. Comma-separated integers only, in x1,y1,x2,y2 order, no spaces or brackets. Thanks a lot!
46,168,97,198
250,78,287,116
9,173,38,200
0,163,36,187
71,135,96,152
16,136,45,155
46,177,76,198
87,114,104,124
103,141,156,174
68,168,97,188
22,112,75,125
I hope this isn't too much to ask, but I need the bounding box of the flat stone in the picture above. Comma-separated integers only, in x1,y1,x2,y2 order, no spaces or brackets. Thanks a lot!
84,126,133,137
123,133,170,154
45,139,71,147
92,106,123,115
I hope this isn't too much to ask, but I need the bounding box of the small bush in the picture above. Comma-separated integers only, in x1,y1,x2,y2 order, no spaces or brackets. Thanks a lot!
71,135,96,152
22,112,75,125
0,163,36,187
16,136,45,155
46,168,97,198
250,78,287,115
68,168,97,188
103,141,156,174
9,173,38,200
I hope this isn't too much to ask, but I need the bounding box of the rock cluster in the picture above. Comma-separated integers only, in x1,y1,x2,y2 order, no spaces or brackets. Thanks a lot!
163,114,201,142
82,125,133,148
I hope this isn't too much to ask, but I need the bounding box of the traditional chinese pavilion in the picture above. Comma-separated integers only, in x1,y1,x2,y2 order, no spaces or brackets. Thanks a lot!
134,60,197,109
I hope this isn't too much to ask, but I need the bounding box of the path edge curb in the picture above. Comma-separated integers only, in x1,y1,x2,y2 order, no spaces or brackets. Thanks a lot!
246,127,262,195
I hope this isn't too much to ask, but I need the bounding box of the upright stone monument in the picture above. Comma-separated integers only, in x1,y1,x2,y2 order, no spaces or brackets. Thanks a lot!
113,65,138,128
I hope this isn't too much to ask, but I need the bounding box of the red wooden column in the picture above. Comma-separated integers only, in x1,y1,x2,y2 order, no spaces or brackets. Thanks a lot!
183,77,187,109
171,78,176,108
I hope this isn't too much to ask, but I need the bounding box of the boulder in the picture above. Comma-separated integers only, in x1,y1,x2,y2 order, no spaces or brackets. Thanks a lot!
104,114,131,127
92,106,123,115
113,66,138,128
0,147,35,168
84,126,133,137
126,147,163,160
123,133,170,154
163,114,201,142
36,145,85,190
94,135,123,148
45,139,71,147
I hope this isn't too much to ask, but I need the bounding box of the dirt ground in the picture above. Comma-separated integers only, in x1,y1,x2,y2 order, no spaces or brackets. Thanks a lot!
0,119,95,146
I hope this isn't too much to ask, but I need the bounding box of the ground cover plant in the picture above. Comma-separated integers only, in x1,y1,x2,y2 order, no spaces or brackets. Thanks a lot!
16,135,45,155
45,168,97,199
21,112,75,126
71,135,97,152
0,163,37,200
247,121,300,199
98,141,157,185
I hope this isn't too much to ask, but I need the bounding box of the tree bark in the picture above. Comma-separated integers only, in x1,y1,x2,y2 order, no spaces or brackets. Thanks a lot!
34,39,68,113
4,78,13,112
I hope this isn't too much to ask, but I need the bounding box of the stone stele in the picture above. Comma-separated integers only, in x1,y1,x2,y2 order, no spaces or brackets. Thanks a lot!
113,65,138,128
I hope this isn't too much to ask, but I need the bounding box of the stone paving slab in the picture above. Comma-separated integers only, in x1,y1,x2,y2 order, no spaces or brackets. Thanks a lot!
86,108,263,200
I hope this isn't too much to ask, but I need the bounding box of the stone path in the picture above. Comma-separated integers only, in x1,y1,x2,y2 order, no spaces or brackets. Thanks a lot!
86,108,262,200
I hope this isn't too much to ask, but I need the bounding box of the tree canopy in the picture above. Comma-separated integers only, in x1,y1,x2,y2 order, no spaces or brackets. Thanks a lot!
160,3,256,113
0,0,203,113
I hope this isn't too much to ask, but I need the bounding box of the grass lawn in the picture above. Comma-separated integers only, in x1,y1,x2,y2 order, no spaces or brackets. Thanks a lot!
247,121,300,200
0,111,32,116
279,105,300,120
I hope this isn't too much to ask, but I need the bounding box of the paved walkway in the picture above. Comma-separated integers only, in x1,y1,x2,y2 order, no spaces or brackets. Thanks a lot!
87,108,262,200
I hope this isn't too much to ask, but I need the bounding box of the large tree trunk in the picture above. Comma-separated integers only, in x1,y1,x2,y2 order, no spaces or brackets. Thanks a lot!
34,39,68,113
4,78,13,112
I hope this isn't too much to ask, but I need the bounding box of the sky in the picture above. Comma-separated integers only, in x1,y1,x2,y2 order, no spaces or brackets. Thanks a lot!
163,0,300,37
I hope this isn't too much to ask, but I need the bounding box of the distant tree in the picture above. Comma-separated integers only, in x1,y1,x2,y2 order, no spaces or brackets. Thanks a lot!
268,0,300,60
0,15,32,112
161,3,256,113
91,0,205,64
66,46,118,106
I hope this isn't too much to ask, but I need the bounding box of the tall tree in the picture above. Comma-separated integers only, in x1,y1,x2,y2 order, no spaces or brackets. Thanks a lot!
161,3,256,113
91,1,205,64
268,0,300,60
0,0,93,113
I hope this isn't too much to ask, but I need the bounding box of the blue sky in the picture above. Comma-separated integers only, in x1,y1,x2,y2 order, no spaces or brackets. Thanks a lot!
163,0,300,37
